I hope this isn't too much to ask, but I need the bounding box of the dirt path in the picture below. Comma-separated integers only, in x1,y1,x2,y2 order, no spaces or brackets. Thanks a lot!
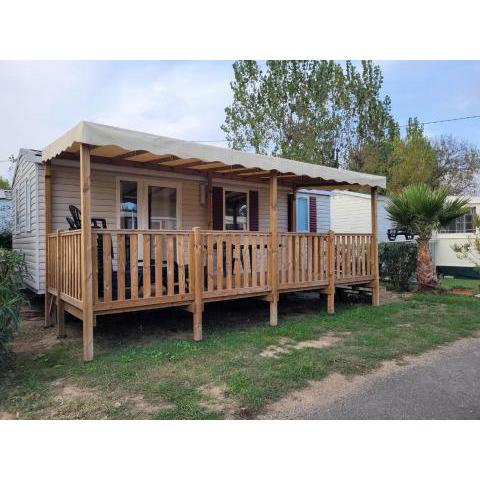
259,335,480,420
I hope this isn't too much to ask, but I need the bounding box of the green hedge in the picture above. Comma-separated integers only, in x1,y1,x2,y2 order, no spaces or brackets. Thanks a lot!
0,231,11,249
0,248,28,364
378,241,417,291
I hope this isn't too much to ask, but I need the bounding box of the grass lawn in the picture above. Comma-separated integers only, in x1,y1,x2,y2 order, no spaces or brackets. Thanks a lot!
1,292,479,420
440,276,480,294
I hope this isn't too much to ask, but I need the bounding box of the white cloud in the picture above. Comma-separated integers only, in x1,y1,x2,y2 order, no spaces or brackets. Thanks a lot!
0,61,233,181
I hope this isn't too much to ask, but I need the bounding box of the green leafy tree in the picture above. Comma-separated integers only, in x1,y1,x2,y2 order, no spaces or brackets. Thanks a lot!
0,176,10,189
0,249,29,363
222,60,398,168
432,135,480,195
452,215,480,271
387,118,437,194
386,184,470,289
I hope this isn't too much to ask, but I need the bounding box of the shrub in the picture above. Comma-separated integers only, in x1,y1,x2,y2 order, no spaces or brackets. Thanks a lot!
378,241,417,291
0,248,29,364
0,231,11,249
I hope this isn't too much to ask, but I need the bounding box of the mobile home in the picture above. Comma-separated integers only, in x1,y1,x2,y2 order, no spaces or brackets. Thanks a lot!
12,121,385,360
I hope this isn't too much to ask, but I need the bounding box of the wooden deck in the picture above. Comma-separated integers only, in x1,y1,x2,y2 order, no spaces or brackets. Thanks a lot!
43,143,381,361
46,228,376,326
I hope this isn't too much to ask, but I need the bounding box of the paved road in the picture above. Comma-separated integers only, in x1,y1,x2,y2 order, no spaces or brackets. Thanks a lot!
262,337,480,420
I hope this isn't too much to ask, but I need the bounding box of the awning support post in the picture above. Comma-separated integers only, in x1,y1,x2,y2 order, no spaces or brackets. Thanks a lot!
80,144,94,361
370,186,380,306
269,174,279,326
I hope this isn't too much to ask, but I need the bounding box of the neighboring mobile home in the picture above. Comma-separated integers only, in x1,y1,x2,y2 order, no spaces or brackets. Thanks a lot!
295,189,392,240
0,188,12,233
12,121,385,361
430,197,480,278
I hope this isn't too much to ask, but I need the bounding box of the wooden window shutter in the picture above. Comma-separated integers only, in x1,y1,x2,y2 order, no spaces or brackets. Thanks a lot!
309,196,317,232
249,190,259,231
287,194,294,232
212,186,223,230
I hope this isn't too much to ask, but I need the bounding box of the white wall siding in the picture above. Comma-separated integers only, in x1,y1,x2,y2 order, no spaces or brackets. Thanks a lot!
330,192,391,240
12,158,39,292
316,194,330,232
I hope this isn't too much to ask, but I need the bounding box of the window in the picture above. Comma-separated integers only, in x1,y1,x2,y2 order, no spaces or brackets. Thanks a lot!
148,185,177,230
14,188,20,231
296,196,309,232
119,180,138,229
440,207,476,233
225,190,248,231
25,179,31,232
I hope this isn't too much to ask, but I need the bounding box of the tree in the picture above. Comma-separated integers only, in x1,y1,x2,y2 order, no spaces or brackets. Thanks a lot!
387,119,437,194
452,215,480,271
0,176,10,189
386,184,470,289
222,60,398,168
432,135,480,195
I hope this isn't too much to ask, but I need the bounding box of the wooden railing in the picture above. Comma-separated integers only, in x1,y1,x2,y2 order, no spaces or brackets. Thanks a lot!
47,229,376,313
334,233,373,281
91,230,194,311
47,230,82,305
278,233,329,290
201,231,271,299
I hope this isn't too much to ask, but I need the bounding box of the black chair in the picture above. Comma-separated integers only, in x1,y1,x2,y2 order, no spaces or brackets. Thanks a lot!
387,228,415,241
69,205,82,229
66,217,76,230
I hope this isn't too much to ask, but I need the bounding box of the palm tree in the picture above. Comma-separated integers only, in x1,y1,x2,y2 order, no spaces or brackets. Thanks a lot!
386,184,470,289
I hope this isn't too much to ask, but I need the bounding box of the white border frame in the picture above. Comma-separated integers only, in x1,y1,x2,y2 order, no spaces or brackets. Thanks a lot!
223,186,250,231
115,175,183,230
296,194,310,233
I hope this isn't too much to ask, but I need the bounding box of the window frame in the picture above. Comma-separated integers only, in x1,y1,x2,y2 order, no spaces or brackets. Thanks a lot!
223,187,250,231
14,188,20,232
25,178,31,232
115,176,183,230
439,207,476,234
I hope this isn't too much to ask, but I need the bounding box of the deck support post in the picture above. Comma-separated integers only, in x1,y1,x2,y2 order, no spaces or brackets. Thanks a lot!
192,227,203,340
327,230,335,314
80,144,94,361
44,162,53,327
269,174,279,326
56,229,66,338
370,187,380,306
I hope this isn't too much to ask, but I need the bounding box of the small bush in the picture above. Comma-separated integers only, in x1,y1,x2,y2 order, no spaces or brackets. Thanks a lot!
0,231,11,249
378,241,417,291
0,248,29,364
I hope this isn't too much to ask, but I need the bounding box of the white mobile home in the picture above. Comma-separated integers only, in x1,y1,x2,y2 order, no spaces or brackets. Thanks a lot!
11,148,43,292
295,189,392,241
430,197,480,278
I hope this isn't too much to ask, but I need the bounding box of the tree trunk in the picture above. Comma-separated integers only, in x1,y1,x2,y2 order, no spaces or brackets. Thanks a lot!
416,238,437,289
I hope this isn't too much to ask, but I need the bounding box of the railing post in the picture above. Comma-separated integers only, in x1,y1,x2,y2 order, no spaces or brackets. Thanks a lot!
192,227,203,340
56,230,65,338
370,187,380,306
327,230,335,314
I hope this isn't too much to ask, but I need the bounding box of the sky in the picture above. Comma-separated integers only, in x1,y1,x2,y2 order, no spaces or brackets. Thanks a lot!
1,60,480,181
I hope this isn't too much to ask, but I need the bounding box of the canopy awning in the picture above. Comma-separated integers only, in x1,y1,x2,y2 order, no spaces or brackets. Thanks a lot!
42,121,386,189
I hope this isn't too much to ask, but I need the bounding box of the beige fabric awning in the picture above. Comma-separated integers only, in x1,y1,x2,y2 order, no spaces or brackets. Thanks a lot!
42,121,386,189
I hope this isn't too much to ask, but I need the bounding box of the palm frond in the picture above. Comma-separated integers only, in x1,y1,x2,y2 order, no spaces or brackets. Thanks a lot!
385,184,471,239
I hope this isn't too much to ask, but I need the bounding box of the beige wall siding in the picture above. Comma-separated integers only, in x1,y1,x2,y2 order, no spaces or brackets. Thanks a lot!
12,159,39,291
34,160,289,292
